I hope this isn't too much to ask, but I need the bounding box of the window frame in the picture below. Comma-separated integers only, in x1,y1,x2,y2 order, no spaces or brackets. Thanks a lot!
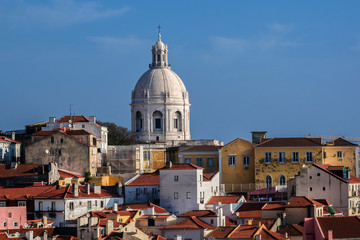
174,192,179,199
337,151,343,158
196,157,203,167
265,152,272,164
174,175,179,182
278,152,285,164
228,155,236,166
207,157,214,167
306,151,313,163
242,155,250,166
292,151,299,163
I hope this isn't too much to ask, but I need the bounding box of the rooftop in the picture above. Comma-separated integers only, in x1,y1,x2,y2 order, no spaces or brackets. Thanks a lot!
181,145,222,152
163,216,214,230
125,173,159,186
177,210,218,218
160,163,203,171
317,216,360,239
255,137,322,147
288,196,323,208
207,195,243,205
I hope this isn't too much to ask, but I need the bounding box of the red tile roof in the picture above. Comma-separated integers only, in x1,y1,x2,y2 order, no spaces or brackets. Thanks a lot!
255,137,322,147
139,215,171,219
0,136,20,144
58,169,84,179
56,116,90,123
277,224,303,237
234,202,266,219
317,216,360,239
206,226,238,238
160,163,203,170
327,138,358,146
125,173,159,186
252,218,277,230
35,185,118,199
315,164,360,183
262,203,286,210
203,172,217,181
163,216,214,230
207,195,242,205
182,145,222,152
288,196,323,207
260,228,287,240
152,235,167,240
0,185,53,199
121,203,169,214
0,164,46,178
0,228,55,239
177,210,217,218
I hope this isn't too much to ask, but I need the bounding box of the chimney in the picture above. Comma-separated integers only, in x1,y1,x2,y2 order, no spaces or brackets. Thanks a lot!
113,203,118,212
85,183,90,195
26,231,34,240
89,116,96,123
284,232,288,239
93,185,101,194
73,183,79,197
11,132,15,140
42,216,48,226
105,220,113,236
251,131,267,144
174,235,182,240
49,117,56,124
328,230,333,240
43,230,48,240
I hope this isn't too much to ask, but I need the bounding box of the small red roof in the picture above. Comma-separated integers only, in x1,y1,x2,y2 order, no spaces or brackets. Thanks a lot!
177,210,218,218
163,216,214,230
278,224,303,237
59,169,84,179
317,216,360,239
182,145,222,152
125,173,159,186
255,137,322,147
160,163,203,170
122,203,169,214
262,203,286,210
233,202,266,219
327,138,358,146
35,185,118,199
56,116,90,123
0,185,54,199
0,136,20,144
207,195,242,205
203,172,217,181
288,196,323,207
0,164,47,178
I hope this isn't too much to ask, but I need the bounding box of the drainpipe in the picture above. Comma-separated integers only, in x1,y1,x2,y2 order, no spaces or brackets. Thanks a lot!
218,148,222,184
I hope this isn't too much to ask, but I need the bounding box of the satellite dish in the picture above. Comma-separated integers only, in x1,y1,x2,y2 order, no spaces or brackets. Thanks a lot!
45,150,49,154
236,212,240,216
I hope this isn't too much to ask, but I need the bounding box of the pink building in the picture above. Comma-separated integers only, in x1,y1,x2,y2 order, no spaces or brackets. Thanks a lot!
0,206,27,230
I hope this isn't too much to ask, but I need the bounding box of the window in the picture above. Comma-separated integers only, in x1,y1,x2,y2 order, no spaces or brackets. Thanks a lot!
3,222,6,227
39,201,43,211
69,202,74,211
279,175,286,186
323,151,327,158
207,158,214,167
87,201,91,210
13,222,18,227
337,151,343,158
265,175,272,188
51,201,55,211
144,151,151,160
95,200,97,206
211,219,214,224
100,201,104,208
136,188,140,195
148,218,155,227
18,201,26,207
278,152,285,164
174,192,178,199
196,158,203,167
228,155,236,166
153,111,163,131
8,212,12,218
292,152,299,163
136,111,143,132
306,152,313,163
152,188,157,194
186,192,191,199
310,187,312,191
243,155,250,166
82,124,85,128
58,150,62,155
184,158,191,164
0,202,5,207
174,111,182,131
144,188,148,194
310,176,312,179
51,137,54,144
174,175,179,182
60,138,64,143
317,173,320,176
265,152,272,164
323,187,326,191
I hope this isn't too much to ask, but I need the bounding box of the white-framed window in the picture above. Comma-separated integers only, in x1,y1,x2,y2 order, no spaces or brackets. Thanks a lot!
184,158,191,164
87,201,91,210
265,175,272,188
228,155,236,166
337,151,343,158
243,155,250,166
207,157,214,167
292,152,299,163
13,222,18,227
0,202,5,207
69,202,74,211
196,158,203,167
153,111,163,131
51,201,55,211
3,222,6,227
265,152,272,164
186,192,191,199
279,175,286,186
174,175,179,182
306,152,313,163
39,201,43,211
278,152,285,164
174,192,178,199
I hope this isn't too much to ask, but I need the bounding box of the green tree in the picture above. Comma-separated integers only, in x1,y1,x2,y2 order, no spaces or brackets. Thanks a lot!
97,121,136,145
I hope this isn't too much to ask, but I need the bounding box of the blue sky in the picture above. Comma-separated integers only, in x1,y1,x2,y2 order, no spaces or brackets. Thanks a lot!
1,0,360,143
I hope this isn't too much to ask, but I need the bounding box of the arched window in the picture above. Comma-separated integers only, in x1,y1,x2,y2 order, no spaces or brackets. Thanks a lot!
279,175,286,186
265,175,272,188
136,111,143,132
153,111,163,132
174,111,182,132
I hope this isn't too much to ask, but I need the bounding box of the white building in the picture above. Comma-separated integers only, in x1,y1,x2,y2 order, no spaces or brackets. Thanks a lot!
159,163,219,215
0,135,21,164
34,183,123,227
124,172,160,204
131,32,191,143
288,164,360,216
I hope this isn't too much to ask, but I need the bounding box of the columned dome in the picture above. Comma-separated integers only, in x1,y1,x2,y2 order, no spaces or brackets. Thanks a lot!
130,32,191,143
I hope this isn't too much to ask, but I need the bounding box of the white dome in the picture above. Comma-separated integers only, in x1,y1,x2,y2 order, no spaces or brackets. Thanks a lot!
132,68,189,103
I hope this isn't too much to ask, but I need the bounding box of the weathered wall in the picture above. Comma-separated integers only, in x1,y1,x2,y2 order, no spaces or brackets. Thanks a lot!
181,152,219,172
323,146,358,175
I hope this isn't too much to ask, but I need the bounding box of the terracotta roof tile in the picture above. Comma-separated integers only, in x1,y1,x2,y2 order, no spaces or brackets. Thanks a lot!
182,145,222,152
207,195,242,205
125,173,159,186
203,172,217,181
121,203,169,214
255,138,322,147
260,228,287,240
152,235,167,240
35,185,118,199
277,224,303,236
262,203,286,210
206,226,238,238
288,196,323,207
56,116,90,123
58,169,84,179
234,202,266,219
0,136,20,144
317,216,360,239
0,185,54,199
160,163,203,170
315,164,360,183
163,216,214,230
177,210,217,217
327,138,358,146
0,164,48,178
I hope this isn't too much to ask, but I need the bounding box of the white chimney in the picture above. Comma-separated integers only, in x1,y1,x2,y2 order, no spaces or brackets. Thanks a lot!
49,117,56,124
105,220,113,236
11,132,15,140
113,203,118,212
89,116,96,123
26,231,34,240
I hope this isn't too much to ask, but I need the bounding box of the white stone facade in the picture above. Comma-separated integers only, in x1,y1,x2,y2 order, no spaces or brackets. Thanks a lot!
131,33,191,143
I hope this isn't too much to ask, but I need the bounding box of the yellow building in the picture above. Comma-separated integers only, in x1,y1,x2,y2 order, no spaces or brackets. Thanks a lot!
254,137,359,189
220,138,255,192
179,145,221,172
